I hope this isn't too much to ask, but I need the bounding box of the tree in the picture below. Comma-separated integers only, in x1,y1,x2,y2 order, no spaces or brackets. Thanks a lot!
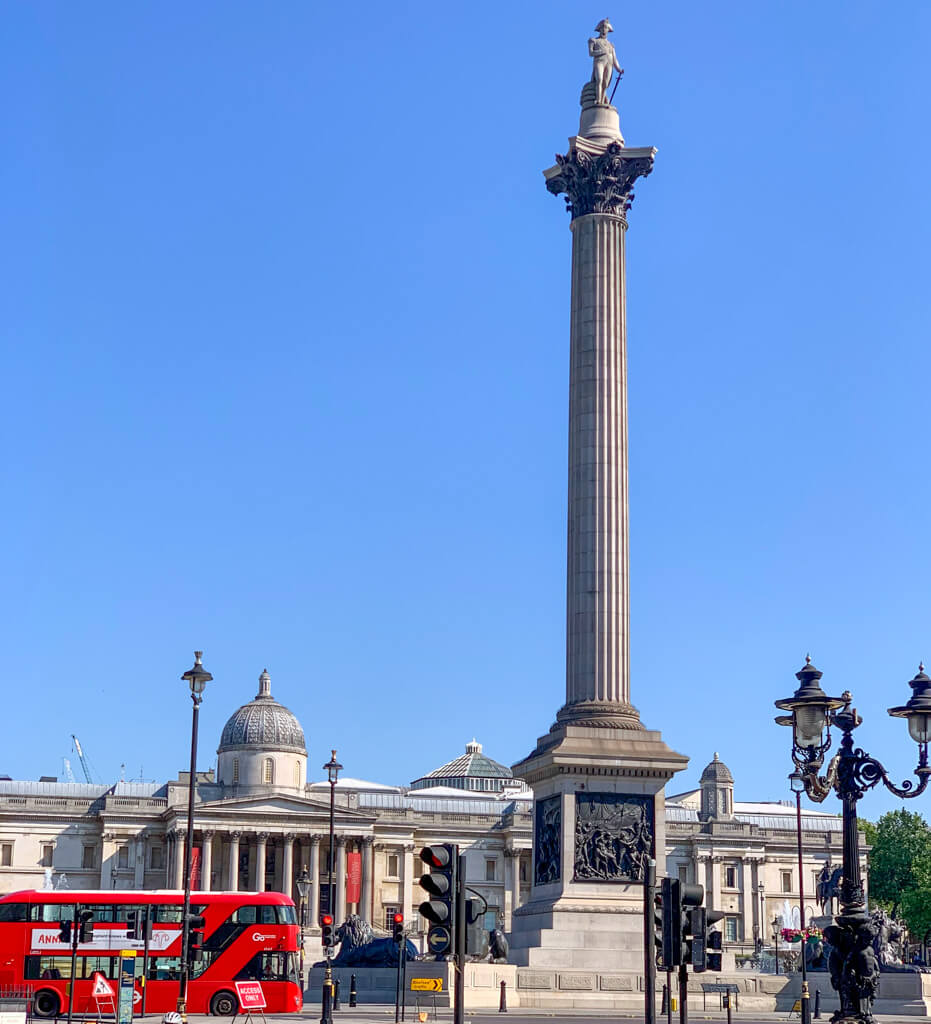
865,808,931,938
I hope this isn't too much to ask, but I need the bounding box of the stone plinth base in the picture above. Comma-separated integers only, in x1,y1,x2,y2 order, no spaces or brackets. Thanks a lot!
509,903,643,971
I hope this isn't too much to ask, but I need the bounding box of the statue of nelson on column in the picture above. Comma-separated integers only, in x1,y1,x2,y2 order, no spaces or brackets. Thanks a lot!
588,18,623,106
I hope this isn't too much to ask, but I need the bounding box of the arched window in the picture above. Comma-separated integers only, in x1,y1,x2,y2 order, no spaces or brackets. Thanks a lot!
294,761,301,787
264,758,274,784
232,759,240,784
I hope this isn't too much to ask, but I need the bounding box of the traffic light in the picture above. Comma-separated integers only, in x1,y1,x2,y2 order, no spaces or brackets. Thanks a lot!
653,891,665,967
679,884,704,968
418,844,457,957
58,919,72,944
691,907,725,972
465,900,487,957
187,914,206,963
78,909,94,943
127,910,141,941
660,877,682,967
392,912,404,944
320,913,334,949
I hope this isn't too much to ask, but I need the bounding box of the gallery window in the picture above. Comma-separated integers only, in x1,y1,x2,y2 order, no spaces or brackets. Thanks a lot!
387,854,399,878
150,846,164,870
485,859,497,882
781,870,792,893
117,846,130,869
82,845,97,870
264,759,274,785
724,916,738,943
0,844,12,867
40,844,54,868
725,864,737,888
383,905,400,932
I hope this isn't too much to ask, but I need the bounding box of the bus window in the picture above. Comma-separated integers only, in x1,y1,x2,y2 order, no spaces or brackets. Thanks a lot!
155,906,184,923
147,957,182,981
276,905,297,925
0,904,27,922
33,905,67,922
231,906,256,924
235,953,295,983
81,957,117,979
190,951,220,979
25,957,72,980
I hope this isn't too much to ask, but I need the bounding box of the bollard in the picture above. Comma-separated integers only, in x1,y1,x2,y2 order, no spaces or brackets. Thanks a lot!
661,984,668,1016
349,974,357,1008
499,980,507,1013
725,993,732,1024
333,977,341,1011
814,988,821,1020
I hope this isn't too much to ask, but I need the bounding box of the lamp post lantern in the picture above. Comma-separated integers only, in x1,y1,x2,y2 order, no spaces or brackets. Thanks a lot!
177,650,212,1020
321,750,342,1024
775,657,931,1024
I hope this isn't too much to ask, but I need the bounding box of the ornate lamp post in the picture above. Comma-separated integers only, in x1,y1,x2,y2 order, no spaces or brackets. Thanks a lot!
775,657,931,1024
757,882,765,954
297,866,311,986
321,750,342,1024
177,651,212,1019
773,916,781,976
789,769,811,1024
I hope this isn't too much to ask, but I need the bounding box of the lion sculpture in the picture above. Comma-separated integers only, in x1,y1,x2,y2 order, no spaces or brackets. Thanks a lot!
314,914,419,968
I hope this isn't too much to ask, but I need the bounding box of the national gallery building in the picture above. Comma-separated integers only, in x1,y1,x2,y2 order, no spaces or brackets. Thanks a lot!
0,672,853,955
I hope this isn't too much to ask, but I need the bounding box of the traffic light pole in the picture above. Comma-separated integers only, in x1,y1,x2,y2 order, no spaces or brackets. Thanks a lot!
666,969,673,1024
66,904,79,1024
643,859,657,1024
678,962,688,1024
141,908,151,1018
454,854,466,1024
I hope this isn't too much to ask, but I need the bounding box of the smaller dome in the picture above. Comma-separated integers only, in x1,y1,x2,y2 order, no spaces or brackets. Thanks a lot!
411,739,522,793
218,670,306,754
700,752,733,785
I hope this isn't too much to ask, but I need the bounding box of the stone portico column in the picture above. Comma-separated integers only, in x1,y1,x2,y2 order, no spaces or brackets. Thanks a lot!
334,837,347,923
308,836,321,926
504,847,521,930
282,834,294,899
401,844,415,921
711,856,722,913
133,833,146,889
360,837,374,924
228,832,241,890
255,833,268,892
201,831,214,891
173,831,185,889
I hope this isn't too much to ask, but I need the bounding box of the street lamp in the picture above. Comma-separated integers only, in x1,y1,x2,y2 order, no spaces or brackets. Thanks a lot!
297,866,311,935
321,750,342,1024
297,866,311,987
775,657,931,1024
789,769,811,1024
177,650,212,1019
757,882,765,954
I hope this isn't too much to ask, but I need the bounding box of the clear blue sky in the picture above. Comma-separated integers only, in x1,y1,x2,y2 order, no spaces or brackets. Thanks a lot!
3,2,930,820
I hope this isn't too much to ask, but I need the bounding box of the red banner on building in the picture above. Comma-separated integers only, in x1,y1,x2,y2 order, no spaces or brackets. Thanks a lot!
190,847,202,889
346,851,362,904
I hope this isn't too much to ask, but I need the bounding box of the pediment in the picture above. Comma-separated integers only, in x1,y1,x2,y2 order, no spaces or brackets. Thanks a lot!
199,793,374,819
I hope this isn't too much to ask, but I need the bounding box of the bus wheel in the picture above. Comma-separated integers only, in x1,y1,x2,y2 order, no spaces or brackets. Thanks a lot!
210,991,238,1016
33,990,60,1018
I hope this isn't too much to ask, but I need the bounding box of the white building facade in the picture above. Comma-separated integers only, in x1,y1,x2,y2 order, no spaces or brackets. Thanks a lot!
0,677,855,958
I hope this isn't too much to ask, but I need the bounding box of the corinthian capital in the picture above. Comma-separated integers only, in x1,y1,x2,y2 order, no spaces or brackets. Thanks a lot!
546,142,655,221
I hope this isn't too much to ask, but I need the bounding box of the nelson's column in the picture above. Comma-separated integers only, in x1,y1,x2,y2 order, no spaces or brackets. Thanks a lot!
510,22,688,972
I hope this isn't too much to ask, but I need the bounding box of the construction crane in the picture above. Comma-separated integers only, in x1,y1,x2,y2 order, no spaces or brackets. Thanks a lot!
71,735,94,784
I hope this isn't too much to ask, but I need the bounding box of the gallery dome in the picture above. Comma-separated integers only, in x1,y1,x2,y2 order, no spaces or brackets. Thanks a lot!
218,669,306,754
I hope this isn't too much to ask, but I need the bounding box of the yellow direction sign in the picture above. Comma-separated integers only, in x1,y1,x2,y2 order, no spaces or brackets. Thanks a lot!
410,979,443,992
791,1001,802,1014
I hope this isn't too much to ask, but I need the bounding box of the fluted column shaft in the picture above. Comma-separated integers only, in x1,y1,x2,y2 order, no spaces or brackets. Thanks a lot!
201,832,213,891
563,211,633,717
360,838,374,924
334,838,347,923
228,833,240,890
282,835,294,899
255,834,268,892
308,837,321,925
173,833,185,889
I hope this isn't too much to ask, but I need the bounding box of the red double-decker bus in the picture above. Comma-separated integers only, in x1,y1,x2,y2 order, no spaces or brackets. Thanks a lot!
0,889,302,1017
